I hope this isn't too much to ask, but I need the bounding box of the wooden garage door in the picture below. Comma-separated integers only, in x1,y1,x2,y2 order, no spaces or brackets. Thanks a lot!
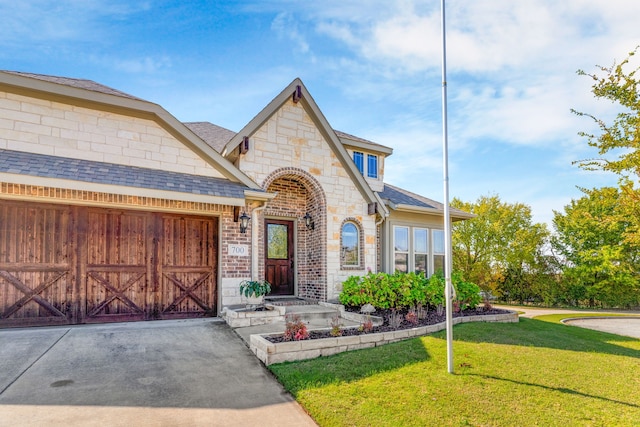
0,201,217,327
0,203,74,327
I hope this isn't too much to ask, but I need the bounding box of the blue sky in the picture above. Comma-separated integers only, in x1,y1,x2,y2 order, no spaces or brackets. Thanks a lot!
1,0,638,227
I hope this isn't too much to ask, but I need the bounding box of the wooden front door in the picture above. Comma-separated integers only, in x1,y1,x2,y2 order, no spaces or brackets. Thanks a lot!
264,219,294,295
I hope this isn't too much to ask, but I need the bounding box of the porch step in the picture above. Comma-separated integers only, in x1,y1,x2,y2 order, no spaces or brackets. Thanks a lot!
284,304,341,322
264,297,317,306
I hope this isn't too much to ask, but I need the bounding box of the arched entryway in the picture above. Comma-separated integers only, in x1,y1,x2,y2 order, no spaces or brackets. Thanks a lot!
260,168,326,301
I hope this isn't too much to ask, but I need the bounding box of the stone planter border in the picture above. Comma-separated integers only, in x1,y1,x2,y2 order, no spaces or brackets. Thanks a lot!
250,310,519,365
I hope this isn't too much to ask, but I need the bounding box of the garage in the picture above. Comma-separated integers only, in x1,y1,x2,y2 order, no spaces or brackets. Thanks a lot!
0,200,218,328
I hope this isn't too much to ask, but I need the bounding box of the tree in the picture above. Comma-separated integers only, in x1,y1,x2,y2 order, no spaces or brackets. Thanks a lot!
572,47,640,245
451,195,549,303
552,187,640,307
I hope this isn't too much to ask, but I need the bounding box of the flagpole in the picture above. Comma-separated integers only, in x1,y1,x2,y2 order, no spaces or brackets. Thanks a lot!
440,0,455,374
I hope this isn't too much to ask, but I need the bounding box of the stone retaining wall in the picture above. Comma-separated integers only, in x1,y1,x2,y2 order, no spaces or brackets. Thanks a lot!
250,311,519,365
223,304,287,327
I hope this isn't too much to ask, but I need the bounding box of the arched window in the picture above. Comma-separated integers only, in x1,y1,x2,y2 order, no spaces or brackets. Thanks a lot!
341,221,360,267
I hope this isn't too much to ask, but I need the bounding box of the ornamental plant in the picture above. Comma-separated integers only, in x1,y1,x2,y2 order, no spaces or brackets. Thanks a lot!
239,279,271,297
283,314,309,341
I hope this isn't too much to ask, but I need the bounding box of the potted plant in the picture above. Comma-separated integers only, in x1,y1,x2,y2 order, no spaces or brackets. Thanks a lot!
239,279,271,306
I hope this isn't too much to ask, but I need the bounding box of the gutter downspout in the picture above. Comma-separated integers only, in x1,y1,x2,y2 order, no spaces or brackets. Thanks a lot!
375,212,388,273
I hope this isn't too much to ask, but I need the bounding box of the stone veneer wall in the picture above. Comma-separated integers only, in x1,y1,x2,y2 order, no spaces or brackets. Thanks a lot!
240,99,377,300
0,90,225,178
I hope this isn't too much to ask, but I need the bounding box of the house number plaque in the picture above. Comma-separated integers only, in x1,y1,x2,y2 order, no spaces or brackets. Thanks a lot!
228,244,248,256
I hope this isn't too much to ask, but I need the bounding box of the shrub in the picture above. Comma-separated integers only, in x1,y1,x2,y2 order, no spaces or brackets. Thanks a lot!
340,271,430,309
283,314,309,341
340,270,482,311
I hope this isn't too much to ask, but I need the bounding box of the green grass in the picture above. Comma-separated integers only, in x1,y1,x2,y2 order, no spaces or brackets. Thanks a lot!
269,316,640,426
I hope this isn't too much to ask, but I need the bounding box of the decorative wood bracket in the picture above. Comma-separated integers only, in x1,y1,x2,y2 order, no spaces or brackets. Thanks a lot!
292,85,302,103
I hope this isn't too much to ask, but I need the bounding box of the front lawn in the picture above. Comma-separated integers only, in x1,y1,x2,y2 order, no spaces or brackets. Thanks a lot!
269,315,640,426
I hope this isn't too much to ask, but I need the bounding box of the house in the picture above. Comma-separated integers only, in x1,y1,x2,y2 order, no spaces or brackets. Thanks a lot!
0,71,472,327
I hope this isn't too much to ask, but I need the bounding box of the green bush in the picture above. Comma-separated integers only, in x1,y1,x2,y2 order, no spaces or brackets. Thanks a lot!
339,271,482,310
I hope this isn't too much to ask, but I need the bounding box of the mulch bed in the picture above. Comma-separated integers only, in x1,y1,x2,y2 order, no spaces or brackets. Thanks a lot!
265,306,511,343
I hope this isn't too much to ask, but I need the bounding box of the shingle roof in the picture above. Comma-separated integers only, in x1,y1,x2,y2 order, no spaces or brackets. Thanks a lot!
0,149,250,199
377,183,472,218
378,183,440,209
335,130,392,151
184,122,236,153
1,70,142,100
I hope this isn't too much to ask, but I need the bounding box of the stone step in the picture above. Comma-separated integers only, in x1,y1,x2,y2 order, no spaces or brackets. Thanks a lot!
284,304,341,321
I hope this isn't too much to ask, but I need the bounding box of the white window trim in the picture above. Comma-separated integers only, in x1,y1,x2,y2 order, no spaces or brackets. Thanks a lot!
391,225,444,276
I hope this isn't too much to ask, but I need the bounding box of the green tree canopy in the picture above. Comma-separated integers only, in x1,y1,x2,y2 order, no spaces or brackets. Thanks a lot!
573,47,640,245
451,195,549,302
552,187,639,307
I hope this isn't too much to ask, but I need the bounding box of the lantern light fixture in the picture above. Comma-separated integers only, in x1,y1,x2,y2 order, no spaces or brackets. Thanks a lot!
303,212,314,230
239,212,250,233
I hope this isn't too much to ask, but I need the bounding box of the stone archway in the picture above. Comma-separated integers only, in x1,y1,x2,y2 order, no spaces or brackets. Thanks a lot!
261,168,327,301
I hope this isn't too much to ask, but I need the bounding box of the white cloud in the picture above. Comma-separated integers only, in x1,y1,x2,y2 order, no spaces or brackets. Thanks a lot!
271,12,311,54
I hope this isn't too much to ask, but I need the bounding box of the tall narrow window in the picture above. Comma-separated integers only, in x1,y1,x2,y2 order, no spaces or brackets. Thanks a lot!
432,229,445,275
367,154,378,178
353,152,364,174
393,226,409,273
414,228,428,274
341,222,359,266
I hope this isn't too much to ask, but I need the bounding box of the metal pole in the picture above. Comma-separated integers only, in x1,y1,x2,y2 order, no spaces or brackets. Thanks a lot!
440,0,455,374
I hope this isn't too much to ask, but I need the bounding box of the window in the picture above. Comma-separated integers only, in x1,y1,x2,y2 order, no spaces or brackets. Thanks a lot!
367,154,378,178
432,229,445,275
353,152,364,174
393,226,409,273
413,228,428,274
392,225,445,276
353,151,379,178
341,221,362,268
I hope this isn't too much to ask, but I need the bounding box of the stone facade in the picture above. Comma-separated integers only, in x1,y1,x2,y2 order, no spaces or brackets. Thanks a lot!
0,86,253,312
0,90,225,178
1,73,469,317
239,99,375,301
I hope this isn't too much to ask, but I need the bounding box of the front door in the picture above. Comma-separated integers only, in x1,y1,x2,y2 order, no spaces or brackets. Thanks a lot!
264,219,294,295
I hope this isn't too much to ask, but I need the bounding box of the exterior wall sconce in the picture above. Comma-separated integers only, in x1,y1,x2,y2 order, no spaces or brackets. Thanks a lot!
239,212,250,233
303,212,315,230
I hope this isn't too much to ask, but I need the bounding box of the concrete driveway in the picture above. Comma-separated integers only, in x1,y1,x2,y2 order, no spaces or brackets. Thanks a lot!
0,318,316,427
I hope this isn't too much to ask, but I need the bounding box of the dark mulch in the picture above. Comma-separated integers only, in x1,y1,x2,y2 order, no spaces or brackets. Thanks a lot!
264,306,511,343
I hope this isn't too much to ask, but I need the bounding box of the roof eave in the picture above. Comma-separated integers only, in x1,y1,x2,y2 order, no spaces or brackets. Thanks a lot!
0,172,247,207
387,202,476,221
340,138,394,156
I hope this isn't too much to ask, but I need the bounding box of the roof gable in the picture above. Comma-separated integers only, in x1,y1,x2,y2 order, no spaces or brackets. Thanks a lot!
222,78,387,215
0,70,259,190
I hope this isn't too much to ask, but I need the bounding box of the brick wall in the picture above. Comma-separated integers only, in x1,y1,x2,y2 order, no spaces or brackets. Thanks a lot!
261,169,326,300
